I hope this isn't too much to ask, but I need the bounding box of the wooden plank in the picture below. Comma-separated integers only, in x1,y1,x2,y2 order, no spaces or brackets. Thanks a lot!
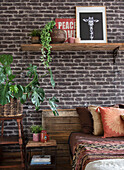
21,43,124,51
45,123,81,132
44,117,80,124
26,140,57,148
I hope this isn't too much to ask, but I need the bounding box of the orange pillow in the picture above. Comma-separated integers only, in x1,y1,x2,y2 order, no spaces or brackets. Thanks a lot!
99,107,124,138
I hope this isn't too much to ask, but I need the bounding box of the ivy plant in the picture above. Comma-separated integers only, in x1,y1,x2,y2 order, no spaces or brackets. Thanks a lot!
40,21,59,116
40,20,56,69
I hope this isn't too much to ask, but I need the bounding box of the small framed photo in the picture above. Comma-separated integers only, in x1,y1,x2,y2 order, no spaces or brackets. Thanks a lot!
76,6,107,43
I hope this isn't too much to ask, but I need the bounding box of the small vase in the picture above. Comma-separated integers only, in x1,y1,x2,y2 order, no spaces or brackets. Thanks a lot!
33,133,40,142
68,37,75,43
50,28,66,44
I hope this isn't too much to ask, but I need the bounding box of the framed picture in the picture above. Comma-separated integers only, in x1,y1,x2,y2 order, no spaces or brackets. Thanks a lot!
76,6,107,43
55,18,76,42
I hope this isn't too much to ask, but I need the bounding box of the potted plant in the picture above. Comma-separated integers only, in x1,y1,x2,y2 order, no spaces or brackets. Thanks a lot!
0,21,59,116
30,125,43,141
0,54,58,115
30,29,41,44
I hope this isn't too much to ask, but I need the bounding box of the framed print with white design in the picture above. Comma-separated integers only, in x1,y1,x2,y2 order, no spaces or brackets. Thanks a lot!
76,6,107,43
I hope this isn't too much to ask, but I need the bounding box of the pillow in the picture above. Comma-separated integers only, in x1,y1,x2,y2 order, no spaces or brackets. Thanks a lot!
76,107,93,134
119,104,124,109
120,114,124,120
99,107,124,138
88,106,104,136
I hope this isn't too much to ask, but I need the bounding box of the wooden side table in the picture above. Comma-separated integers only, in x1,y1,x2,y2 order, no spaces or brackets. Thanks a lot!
0,115,25,169
26,139,57,169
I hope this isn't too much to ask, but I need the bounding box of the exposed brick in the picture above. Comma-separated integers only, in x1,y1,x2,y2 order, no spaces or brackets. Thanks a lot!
0,0,124,137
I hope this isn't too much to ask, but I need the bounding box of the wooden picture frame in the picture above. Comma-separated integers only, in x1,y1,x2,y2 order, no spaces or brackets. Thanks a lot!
76,6,107,43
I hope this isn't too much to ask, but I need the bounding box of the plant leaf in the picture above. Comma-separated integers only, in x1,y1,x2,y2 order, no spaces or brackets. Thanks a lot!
31,88,45,110
49,96,59,116
48,69,55,88
13,85,24,99
0,54,13,66
0,66,6,83
20,93,27,104
8,74,16,82
0,84,11,105
5,66,12,75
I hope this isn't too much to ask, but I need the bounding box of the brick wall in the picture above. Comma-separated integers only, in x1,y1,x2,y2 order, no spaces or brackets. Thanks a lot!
0,0,124,137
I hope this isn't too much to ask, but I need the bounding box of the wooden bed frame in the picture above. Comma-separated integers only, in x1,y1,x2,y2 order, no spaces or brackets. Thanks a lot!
42,109,82,169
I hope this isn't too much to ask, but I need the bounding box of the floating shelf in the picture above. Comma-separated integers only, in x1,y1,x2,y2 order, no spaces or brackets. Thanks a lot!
21,43,124,52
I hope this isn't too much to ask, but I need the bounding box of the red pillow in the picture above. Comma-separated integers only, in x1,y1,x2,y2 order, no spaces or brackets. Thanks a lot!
99,107,124,138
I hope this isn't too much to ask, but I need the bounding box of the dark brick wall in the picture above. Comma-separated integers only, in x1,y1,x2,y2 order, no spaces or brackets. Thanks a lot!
0,0,124,137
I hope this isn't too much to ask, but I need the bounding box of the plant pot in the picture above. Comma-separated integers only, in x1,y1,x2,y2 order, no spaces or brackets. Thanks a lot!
50,28,66,44
33,133,40,142
0,97,23,117
31,36,40,44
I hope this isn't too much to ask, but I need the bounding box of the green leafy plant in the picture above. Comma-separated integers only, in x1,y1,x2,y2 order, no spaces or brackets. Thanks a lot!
30,125,43,134
39,21,59,116
29,29,41,37
40,20,56,68
0,54,59,115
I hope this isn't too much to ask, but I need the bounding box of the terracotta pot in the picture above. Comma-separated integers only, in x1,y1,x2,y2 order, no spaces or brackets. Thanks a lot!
31,36,40,44
33,133,40,142
50,28,66,43
68,37,75,43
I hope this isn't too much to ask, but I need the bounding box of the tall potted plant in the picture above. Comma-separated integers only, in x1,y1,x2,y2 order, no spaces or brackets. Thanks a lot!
0,21,59,116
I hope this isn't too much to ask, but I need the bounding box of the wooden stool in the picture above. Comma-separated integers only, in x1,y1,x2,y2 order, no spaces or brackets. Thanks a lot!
0,115,25,169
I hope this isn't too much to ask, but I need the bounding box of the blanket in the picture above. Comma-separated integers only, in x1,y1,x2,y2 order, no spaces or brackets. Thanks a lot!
85,159,124,170
72,139,124,170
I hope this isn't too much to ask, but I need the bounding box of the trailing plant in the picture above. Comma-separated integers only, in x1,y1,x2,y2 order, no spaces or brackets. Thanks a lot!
0,54,59,116
30,125,43,134
40,21,59,116
29,29,41,37
40,20,56,68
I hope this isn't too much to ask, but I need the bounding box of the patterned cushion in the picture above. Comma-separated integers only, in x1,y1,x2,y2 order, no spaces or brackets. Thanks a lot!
99,107,124,138
88,106,104,135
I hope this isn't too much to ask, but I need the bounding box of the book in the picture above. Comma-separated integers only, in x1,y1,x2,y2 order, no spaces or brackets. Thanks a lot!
31,155,51,164
30,161,51,165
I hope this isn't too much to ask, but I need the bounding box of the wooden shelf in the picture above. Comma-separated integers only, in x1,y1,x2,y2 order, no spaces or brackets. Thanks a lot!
0,136,19,144
26,140,57,148
21,43,124,52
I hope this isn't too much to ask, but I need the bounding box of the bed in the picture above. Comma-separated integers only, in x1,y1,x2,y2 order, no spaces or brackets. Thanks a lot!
69,132,124,170
68,105,124,170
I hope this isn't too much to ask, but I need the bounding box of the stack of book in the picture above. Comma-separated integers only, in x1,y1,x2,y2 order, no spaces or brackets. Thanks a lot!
30,155,51,165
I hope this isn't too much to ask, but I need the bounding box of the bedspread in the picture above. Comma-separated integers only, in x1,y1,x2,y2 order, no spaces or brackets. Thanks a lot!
72,139,124,170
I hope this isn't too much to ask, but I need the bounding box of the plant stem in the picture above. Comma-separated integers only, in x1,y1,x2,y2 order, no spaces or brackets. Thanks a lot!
25,73,37,88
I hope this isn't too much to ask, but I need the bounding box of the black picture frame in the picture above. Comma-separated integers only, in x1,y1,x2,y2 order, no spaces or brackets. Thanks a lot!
76,6,107,43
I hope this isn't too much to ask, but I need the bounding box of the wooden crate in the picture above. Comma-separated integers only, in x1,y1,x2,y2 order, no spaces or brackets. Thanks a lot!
42,109,82,169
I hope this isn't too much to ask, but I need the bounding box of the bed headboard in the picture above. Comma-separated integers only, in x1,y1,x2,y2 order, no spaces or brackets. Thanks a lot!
42,109,82,137
42,109,82,168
